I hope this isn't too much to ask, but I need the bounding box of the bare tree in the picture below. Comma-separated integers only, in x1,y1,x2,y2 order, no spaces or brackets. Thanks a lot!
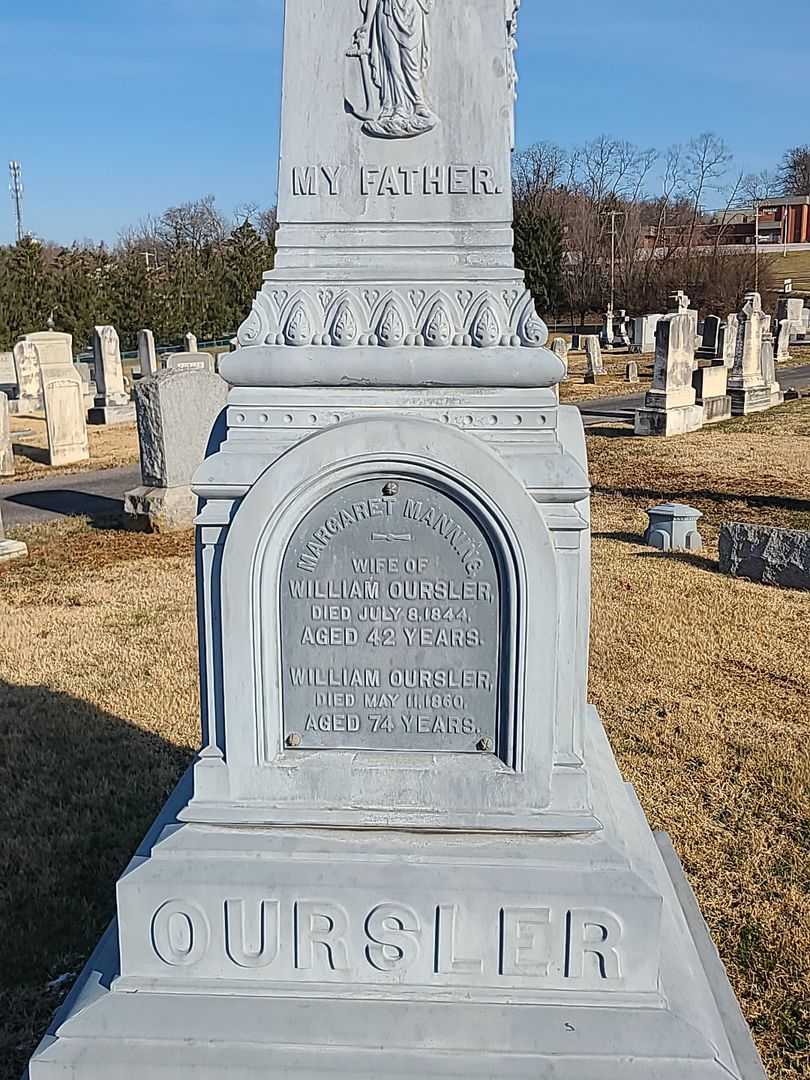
778,146,810,195
683,133,733,258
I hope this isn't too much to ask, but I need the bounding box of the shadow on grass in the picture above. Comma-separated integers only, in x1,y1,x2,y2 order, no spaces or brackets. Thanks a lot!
11,441,49,465
4,489,126,529
584,424,635,438
593,485,810,516
0,680,194,1080
593,530,719,573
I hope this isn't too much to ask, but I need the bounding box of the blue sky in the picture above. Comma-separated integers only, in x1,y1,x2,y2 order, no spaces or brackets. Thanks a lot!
1,0,808,245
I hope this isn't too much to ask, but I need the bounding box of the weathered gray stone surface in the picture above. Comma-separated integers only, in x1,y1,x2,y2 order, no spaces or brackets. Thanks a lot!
719,522,810,590
125,368,227,530
138,329,158,377
13,340,43,412
184,331,198,352
645,503,703,552
624,360,639,383
164,351,215,374
692,362,731,424
0,391,14,476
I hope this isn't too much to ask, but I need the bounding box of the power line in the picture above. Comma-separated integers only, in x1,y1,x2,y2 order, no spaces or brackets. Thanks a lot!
9,161,24,243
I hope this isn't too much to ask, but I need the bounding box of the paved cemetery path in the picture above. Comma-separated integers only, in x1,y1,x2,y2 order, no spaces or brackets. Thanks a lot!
2,363,808,527
579,361,810,426
0,464,141,528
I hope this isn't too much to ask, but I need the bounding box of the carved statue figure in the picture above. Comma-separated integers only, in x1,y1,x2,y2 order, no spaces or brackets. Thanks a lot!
348,0,439,139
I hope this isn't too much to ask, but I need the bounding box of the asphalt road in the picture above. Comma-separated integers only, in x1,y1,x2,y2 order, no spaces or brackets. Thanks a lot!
2,364,808,528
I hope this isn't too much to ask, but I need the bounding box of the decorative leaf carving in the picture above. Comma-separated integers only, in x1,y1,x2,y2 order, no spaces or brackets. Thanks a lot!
284,298,312,347
330,298,359,346
423,297,454,347
376,297,406,347
470,299,501,348
515,293,547,348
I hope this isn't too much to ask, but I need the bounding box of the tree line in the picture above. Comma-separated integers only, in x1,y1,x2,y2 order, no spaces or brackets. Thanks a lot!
0,197,276,353
513,138,809,326
0,141,807,351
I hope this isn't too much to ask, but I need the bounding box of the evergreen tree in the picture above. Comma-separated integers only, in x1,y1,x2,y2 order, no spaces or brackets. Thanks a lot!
513,208,563,315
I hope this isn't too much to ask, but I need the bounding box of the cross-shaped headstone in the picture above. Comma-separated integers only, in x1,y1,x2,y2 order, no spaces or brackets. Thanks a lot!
671,290,690,314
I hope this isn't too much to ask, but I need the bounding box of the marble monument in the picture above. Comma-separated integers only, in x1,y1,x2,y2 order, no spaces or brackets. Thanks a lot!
28,4,763,1078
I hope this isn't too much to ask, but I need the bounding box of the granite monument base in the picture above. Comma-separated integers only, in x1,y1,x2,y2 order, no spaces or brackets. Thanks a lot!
88,403,136,426
728,386,771,416
123,485,198,532
27,714,764,1080
634,403,704,437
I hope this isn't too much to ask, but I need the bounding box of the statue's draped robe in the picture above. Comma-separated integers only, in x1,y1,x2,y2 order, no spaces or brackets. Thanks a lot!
367,0,433,118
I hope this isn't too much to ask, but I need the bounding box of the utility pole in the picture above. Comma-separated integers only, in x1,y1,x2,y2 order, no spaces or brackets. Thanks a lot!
8,161,24,242
602,209,624,314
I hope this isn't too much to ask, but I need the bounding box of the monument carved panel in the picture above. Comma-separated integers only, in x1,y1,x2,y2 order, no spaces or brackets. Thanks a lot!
280,477,501,751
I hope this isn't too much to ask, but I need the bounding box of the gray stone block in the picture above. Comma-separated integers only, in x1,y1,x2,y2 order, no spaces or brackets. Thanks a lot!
133,368,227,490
719,522,810,590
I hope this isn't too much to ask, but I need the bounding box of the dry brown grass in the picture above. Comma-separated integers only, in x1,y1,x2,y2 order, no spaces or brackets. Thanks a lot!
1,402,809,1078
559,349,654,403
3,414,139,485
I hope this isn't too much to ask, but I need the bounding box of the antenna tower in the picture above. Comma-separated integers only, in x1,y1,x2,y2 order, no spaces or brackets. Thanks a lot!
9,161,24,242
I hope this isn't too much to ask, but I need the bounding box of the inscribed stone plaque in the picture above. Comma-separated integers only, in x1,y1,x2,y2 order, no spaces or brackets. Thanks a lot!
281,478,501,751
0,352,16,386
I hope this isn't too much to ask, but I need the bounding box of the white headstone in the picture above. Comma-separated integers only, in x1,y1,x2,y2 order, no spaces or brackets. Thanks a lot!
728,292,771,415
584,335,605,378
12,340,43,412
635,293,703,435
164,352,215,375
0,350,19,388
0,391,14,476
632,314,663,354
22,330,73,372
90,325,135,424
42,367,90,466
184,332,199,353
138,329,159,377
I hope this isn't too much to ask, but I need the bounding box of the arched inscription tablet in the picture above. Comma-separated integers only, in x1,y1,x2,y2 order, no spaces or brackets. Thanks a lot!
280,478,501,751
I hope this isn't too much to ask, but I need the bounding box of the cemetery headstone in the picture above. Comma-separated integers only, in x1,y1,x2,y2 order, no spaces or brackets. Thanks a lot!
89,325,135,424
12,340,43,413
631,314,663,354
30,3,764,1078
635,292,704,436
600,306,615,349
138,329,159,378
775,318,792,362
0,391,14,476
164,351,215,374
760,331,784,408
184,332,199,352
624,359,639,383
0,502,27,563
42,365,90,466
616,308,631,348
583,335,607,382
21,329,73,372
727,293,771,416
697,315,722,359
0,350,17,393
124,368,227,531
74,361,97,410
